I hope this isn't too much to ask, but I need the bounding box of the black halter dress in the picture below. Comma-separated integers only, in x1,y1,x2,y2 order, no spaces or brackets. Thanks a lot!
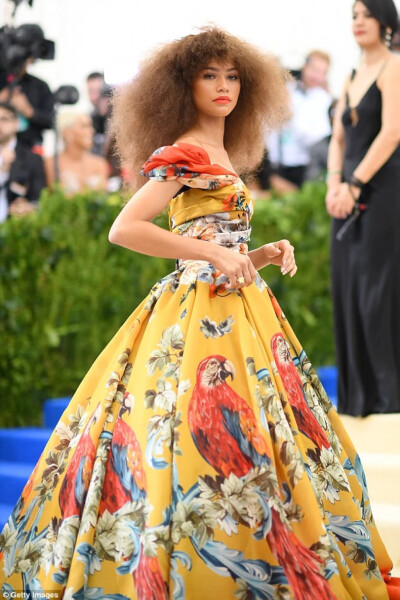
330,71,400,416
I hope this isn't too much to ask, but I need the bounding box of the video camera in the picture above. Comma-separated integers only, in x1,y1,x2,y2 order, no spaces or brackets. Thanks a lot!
0,23,55,77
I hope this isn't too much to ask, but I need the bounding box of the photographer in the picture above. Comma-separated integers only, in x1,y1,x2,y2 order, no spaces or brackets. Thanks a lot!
0,102,46,222
0,24,55,150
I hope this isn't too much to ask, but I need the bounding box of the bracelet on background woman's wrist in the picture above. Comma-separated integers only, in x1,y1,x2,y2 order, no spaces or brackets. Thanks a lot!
350,174,366,190
325,170,342,182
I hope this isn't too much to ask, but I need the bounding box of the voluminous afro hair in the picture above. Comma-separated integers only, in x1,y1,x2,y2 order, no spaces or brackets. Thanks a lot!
111,27,291,185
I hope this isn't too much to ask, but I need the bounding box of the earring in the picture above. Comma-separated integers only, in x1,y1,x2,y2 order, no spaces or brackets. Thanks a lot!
386,29,392,47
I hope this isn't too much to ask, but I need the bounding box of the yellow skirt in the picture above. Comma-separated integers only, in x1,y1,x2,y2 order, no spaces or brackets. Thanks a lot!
0,263,395,600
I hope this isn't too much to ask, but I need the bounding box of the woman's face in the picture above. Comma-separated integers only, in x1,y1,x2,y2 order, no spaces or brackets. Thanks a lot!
352,2,383,48
192,59,241,119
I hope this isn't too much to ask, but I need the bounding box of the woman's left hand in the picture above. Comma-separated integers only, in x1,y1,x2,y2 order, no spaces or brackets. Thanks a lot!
265,239,297,277
328,183,359,219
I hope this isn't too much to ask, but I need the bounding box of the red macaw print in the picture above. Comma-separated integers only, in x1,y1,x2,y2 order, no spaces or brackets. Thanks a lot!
188,355,271,477
188,355,336,600
100,393,168,600
59,403,101,519
271,333,330,450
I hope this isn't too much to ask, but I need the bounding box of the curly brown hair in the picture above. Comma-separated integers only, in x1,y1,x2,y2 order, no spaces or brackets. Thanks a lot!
111,26,291,185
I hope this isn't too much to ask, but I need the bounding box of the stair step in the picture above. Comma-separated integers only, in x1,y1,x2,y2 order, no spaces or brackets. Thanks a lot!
372,503,400,575
359,452,400,505
0,461,34,504
0,428,52,463
316,366,337,398
339,414,400,454
43,396,71,428
0,502,16,532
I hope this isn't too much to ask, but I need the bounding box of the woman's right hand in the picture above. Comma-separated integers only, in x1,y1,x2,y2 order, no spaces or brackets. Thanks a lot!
211,245,258,289
325,184,340,217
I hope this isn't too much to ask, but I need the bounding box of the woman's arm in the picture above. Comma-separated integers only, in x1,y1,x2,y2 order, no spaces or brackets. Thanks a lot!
109,179,260,288
248,241,297,276
353,57,400,183
109,179,222,261
326,78,348,199
110,179,297,281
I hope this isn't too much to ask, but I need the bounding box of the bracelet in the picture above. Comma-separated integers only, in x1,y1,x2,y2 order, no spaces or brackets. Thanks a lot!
350,174,365,190
326,170,341,180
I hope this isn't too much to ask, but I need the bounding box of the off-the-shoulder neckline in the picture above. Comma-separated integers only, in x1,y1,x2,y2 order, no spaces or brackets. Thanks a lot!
173,142,239,177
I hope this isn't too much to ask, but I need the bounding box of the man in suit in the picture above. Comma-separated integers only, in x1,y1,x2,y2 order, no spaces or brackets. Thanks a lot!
0,102,46,222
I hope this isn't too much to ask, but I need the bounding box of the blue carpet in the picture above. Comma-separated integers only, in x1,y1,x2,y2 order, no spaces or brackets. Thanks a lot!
0,397,70,530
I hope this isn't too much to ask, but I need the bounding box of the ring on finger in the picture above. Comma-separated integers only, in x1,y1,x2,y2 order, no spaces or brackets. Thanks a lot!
237,276,245,284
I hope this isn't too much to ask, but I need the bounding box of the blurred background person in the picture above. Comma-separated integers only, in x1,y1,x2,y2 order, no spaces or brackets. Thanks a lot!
85,73,120,184
305,99,338,182
267,50,333,188
45,111,108,195
0,24,54,152
326,0,400,416
0,102,46,222
86,71,107,156
249,150,298,198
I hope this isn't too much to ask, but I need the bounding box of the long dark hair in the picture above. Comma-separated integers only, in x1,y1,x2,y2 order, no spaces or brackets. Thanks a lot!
357,0,398,40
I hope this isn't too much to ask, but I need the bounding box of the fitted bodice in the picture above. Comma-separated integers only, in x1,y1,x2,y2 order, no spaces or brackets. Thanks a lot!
169,180,253,254
141,143,254,255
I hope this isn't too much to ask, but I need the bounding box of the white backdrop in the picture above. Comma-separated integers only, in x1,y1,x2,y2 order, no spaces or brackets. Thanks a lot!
1,0,399,113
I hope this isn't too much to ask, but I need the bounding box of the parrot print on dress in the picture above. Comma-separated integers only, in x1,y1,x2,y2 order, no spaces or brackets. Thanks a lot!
271,333,330,450
188,355,337,600
100,393,168,600
59,403,101,519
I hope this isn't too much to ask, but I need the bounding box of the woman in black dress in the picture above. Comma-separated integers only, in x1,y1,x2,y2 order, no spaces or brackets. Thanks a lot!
326,0,400,416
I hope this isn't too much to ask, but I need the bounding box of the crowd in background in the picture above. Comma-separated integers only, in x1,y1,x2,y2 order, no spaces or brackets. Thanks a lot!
0,20,399,222
0,57,121,223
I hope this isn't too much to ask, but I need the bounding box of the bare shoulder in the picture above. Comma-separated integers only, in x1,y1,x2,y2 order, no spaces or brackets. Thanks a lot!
381,54,400,82
389,53,400,71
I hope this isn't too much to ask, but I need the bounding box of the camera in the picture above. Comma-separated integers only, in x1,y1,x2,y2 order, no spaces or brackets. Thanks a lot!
0,23,55,77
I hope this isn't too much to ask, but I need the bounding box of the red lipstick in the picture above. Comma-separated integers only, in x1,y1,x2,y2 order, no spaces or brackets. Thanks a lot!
214,96,231,104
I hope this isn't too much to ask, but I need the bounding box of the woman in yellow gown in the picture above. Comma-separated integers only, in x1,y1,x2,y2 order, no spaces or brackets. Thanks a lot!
1,27,399,600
